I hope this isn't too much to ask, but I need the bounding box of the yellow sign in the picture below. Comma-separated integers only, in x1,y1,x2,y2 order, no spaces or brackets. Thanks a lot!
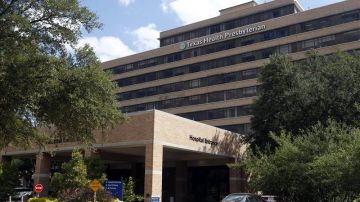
89,179,102,192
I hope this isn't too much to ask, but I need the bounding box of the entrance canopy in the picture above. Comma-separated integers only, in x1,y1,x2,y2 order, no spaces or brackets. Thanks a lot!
1,110,247,202
2,109,247,159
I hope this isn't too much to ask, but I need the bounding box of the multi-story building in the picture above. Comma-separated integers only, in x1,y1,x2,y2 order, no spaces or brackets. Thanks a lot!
103,0,360,135
1,1,360,202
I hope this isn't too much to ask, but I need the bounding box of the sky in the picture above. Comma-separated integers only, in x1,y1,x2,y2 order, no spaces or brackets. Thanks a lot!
80,0,346,62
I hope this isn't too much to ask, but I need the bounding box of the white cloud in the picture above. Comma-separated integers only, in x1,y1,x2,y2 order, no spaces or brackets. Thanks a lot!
131,24,160,52
162,0,252,24
78,36,135,62
161,1,169,12
118,0,135,7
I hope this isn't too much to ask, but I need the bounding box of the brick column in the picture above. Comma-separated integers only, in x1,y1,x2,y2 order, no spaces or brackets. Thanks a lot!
229,167,248,193
175,161,187,202
33,153,51,197
144,144,163,202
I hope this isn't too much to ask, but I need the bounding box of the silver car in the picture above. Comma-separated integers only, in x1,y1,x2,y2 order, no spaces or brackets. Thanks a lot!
12,187,33,202
221,193,264,202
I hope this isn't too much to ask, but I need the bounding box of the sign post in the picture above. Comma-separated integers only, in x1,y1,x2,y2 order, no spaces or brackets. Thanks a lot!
34,184,43,197
90,179,102,202
105,180,123,200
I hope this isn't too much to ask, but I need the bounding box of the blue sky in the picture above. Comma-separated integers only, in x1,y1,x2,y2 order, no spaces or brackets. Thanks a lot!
79,0,346,61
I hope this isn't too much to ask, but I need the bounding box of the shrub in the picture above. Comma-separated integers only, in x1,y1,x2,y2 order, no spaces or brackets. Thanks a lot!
86,154,107,182
123,177,144,202
0,159,23,201
28,198,58,202
57,187,115,202
50,151,88,196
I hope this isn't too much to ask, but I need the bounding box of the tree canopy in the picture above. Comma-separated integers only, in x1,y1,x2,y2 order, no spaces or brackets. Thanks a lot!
0,0,123,149
51,150,88,196
244,122,360,202
250,51,360,148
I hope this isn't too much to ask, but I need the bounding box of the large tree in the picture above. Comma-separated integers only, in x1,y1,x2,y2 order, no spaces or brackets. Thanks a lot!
0,0,123,149
250,51,360,149
244,122,360,202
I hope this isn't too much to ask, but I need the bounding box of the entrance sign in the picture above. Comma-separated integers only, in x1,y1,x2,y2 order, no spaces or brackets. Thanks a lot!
189,135,218,145
151,196,160,202
34,184,43,193
90,179,102,192
105,180,123,200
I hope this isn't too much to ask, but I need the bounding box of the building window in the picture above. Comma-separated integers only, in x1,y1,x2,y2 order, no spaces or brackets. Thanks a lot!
241,39,255,46
146,103,155,110
342,10,360,23
243,86,258,96
226,89,240,100
208,92,225,103
190,79,200,88
262,49,274,58
224,73,237,82
146,87,156,96
318,35,335,47
278,44,291,54
145,73,156,82
189,64,201,73
301,39,316,50
343,30,360,42
242,53,256,62
189,95,201,105
210,109,227,119
173,68,186,76
210,24,221,34
163,100,172,108
242,69,258,80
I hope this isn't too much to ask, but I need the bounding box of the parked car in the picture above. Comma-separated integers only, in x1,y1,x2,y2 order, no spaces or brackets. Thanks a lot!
12,187,33,202
261,195,285,202
221,193,265,202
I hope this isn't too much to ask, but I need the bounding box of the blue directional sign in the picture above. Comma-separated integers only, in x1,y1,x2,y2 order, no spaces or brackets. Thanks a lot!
105,180,123,200
151,196,160,202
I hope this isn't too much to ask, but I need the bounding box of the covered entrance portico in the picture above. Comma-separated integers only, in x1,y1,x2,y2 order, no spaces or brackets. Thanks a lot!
1,110,247,202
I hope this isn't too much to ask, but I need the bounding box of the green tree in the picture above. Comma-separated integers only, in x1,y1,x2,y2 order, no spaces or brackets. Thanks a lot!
250,51,360,149
51,150,88,196
0,159,23,201
123,177,144,202
244,122,360,202
86,154,107,182
0,0,124,149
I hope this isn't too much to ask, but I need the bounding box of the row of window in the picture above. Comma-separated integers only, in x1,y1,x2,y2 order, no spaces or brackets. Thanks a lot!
117,28,347,88
118,68,260,101
178,105,252,122
110,10,360,75
219,123,252,134
121,86,258,113
160,5,296,46
118,29,360,101
117,26,289,87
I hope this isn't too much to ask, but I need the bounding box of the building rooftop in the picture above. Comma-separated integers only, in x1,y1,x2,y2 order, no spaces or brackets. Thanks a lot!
159,0,303,39
219,1,258,16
